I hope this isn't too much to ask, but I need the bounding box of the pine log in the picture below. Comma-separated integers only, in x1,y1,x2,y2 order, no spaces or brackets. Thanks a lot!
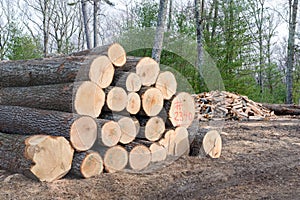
104,86,128,112
261,103,300,115
189,129,222,158
126,92,141,114
70,151,103,178
95,119,122,147
0,133,74,182
70,43,126,67
159,127,190,157
136,57,160,86
0,55,115,88
139,87,164,116
113,56,140,72
155,71,177,100
93,145,128,173
0,105,97,151
163,92,196,128
137,116,165,141
0,81,105,118
111,71,142,92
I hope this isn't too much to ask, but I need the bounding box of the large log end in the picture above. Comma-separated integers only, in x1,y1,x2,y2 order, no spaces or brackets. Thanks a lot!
25,135,74,182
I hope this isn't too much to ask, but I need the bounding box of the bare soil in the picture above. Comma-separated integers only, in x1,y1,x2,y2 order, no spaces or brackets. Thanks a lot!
1,117,299,200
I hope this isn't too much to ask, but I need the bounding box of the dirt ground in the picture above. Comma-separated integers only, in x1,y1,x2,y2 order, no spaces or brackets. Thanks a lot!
1,117,299,200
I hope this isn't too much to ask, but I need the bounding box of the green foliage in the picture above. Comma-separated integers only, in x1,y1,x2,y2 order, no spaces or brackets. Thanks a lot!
7,33,42,60
133,0,159,28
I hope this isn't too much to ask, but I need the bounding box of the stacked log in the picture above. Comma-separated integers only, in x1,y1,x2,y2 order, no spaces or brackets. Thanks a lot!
193,91,275,121
0,43,216,181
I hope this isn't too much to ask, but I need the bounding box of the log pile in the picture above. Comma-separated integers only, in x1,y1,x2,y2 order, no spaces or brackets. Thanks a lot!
0,43,219,182
193,91,275,121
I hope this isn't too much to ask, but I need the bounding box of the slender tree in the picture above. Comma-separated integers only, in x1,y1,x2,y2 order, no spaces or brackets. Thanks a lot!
152,0,169,63
195,0,205,76
81,0,91,49
286,0,299,104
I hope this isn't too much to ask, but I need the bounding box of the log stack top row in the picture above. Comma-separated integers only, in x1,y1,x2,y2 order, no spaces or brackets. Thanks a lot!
0,43,205,182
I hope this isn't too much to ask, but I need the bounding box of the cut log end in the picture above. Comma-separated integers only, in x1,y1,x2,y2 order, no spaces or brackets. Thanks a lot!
155,71,177,100
100,121,121,147
25,135,74,182
108,43,127,67
129,145,151,171
107,87,128,112
145,116,165,141
126,92,141,115
89,55,115,88
118,117,138,144
126,73,142,92
104,145,128,173
80,151,103,178
74,81,105,118
169,92,195,128
150,143,167,162
203,130,222,158
142,88,164,116
70,116,97,151
136,57,160,86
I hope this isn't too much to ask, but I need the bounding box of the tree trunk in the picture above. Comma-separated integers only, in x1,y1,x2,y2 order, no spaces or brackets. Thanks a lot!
0,105,97,151
93,0,99,48
155,71,177,100
81,0,91,49
162,92,196,128
0,81,105,118
104,86,128,112
95,119,122,147
286,0,299,104
70,151,103,178
93,145,128,173
125,144,151,171
70,43,127,67
0,133,74,182
139,87,164,117
137,116,165,141
152,0,169,63
111,71,142,92
126,92,141,115
167,0,173,31
189,129,222,158
195,0,204,76
136,57,160,86
262,103,300,115
0,55,114,88
159,127,190,157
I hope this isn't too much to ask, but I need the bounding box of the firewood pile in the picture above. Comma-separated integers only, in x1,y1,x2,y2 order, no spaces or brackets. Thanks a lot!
193,91,275,121
0,43,221,182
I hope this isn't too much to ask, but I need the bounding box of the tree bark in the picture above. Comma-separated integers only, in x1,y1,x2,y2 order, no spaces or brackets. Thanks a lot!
152,0,169,63
81,0,91,49
262,103,300,115
0,81,105,118
0,105,97,151
0,133,74,182
286,0,299,104
0,55,114,88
